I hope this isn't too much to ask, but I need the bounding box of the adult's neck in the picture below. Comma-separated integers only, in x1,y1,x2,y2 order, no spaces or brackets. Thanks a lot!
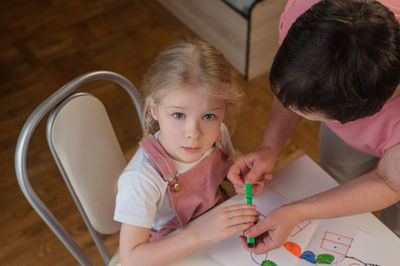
388,84,400,102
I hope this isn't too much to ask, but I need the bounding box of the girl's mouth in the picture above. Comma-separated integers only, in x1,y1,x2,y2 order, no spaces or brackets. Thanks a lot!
182,147,200,153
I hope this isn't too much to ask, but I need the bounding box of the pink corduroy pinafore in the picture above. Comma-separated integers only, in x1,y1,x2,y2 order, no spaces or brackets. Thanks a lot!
139,135,232,241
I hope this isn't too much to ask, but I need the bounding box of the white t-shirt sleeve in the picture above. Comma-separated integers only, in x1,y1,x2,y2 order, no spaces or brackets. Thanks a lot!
114,151,166,228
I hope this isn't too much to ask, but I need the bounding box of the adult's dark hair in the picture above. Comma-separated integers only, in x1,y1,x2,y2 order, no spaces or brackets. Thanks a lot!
270,0,400,123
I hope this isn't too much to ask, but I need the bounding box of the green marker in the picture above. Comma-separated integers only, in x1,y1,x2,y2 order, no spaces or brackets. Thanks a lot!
245,183,255,248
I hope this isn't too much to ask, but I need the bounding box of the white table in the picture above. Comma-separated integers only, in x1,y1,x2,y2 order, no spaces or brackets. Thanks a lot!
173,155,400,265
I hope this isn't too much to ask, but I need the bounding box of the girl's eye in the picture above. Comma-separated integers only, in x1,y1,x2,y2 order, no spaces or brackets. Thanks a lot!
172,112,185,119
203,114,215,120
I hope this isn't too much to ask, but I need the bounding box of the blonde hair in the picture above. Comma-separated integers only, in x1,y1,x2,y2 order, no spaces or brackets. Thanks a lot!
141,39,246,136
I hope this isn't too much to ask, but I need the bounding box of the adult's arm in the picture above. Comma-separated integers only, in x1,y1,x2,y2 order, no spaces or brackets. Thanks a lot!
262,97,302,156
377,144,400,194
242,145,400,253
228,97,302,194
294,144,400,219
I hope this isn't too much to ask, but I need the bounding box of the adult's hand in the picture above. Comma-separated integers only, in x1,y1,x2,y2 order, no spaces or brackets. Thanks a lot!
228,146,278,195
239,204,303,254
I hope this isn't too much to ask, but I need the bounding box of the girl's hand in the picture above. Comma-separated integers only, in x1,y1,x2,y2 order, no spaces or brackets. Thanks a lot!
228,146,277,195
193,204,260,246
239,204,303,254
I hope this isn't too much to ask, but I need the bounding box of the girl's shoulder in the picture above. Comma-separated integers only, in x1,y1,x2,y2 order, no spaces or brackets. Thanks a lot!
118,147,167,191
124,147,151,171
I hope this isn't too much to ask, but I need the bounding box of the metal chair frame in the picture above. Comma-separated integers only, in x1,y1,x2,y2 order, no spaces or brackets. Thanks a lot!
15,71,144,265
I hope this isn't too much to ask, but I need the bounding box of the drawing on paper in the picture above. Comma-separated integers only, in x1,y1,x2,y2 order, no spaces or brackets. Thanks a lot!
291,220,312,237
251,217,381,266
320,231,353,262
282,226,380,265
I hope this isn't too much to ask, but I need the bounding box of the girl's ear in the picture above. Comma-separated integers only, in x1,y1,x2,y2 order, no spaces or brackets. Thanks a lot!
150,99,158,121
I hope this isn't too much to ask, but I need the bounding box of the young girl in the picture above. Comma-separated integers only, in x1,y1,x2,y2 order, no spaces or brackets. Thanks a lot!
114,39,259,265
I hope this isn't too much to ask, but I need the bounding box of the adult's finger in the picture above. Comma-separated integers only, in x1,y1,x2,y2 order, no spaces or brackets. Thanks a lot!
245,166,267,184
227,162,247,186
251,181,265,195
244,219,272,238
239,235,254,251
263,172,273,180
239,235,271,255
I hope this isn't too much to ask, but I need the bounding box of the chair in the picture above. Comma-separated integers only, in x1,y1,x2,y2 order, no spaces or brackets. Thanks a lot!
14,71,144,265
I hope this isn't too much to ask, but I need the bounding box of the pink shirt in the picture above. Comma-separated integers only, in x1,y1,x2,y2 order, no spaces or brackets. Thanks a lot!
279,0,400,157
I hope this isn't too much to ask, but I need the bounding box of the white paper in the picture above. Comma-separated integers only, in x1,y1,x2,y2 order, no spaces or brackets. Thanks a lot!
209,190,389,266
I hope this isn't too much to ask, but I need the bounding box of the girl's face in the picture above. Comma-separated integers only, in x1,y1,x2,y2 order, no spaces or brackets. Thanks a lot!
151,85,225,163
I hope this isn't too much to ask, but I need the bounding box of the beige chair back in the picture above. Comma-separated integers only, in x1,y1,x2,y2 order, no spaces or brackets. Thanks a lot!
48,93,125,234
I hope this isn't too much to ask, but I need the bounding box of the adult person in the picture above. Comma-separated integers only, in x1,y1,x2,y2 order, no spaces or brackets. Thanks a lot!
228,0,400,254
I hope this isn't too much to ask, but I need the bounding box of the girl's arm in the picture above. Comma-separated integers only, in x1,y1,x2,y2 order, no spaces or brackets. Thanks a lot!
120,204,259,265
119,223,199,265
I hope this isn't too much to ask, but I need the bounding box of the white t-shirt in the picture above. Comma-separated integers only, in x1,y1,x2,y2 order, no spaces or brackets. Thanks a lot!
114,124,234,230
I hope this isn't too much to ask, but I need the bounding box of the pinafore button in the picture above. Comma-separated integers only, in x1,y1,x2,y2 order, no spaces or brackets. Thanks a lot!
173,183,181,192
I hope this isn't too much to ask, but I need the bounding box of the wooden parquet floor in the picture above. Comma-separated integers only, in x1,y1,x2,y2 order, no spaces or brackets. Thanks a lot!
0,0,319,265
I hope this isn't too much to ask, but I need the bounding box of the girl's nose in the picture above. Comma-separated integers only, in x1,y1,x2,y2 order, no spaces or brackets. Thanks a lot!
185,120,201,139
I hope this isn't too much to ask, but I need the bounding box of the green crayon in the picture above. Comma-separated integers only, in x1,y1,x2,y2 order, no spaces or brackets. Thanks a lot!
245,183,255,248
